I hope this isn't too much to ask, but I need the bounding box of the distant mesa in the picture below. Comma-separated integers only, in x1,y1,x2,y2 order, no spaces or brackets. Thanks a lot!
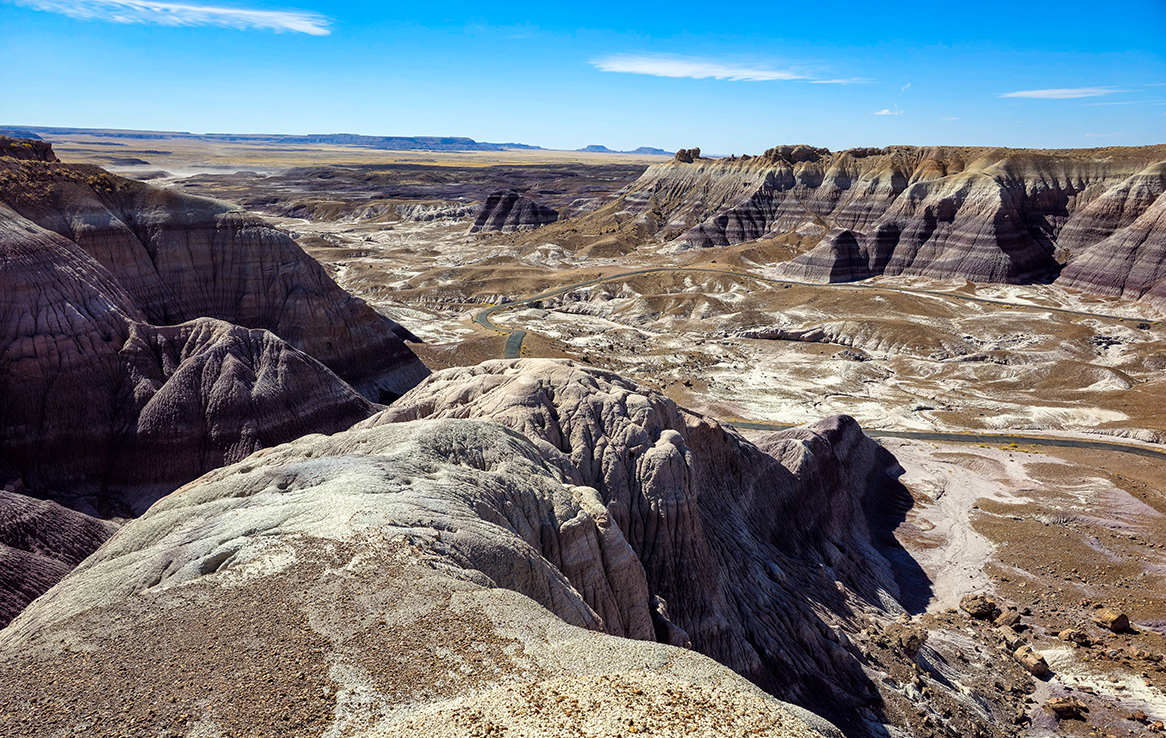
5,126,544,152
577,144,671,156
470,189,559,233
0,129,42,141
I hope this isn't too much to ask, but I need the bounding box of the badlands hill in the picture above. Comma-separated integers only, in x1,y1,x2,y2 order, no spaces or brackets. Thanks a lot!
547,144,1166,302
0,136,432,613
1,359,1022,738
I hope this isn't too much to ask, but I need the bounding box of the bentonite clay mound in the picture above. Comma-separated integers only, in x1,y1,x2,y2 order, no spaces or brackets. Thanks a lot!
0,136,429,403
469,189,559,233
1057,181,1166,303
0,490,118,627
0,415,840,738
0,201,382,517
576,144,1166,291
364,358,923,732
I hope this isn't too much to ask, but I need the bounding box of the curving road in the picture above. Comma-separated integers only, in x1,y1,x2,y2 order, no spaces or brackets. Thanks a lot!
474,267,1166,461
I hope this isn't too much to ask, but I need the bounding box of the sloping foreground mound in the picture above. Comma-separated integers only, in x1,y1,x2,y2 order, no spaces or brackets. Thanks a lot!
0,135,429,402
366,359,920,731
575,144,1166,291
0,490,117,626
0,417,839,738
469,189,559,233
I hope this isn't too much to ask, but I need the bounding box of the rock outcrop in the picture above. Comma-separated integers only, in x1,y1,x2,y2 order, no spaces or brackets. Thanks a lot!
0,491,117,627
0,201,382,516
0,136,429,402
1056,186,1166,303
469,189,559,233
585,144,1166,293
365,359,920,731
0,139,430,517
0,413,840,738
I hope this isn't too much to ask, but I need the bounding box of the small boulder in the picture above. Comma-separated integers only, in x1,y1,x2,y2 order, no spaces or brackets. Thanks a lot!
995,609,1021,628
1014,645,1050,677
997,626,1023,650
1093,609,1131,633
960,593,1000,620
1059,628,1091,646
1046,696,1087,720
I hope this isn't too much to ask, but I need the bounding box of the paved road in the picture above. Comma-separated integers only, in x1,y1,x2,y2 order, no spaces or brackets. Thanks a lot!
474,267,1166,460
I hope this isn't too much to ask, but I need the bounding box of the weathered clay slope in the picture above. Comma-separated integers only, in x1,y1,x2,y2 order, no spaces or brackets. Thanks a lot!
0,490,117,627
365,359,926,731
0,203,380,517
0,136,429,402
593,144,1166,288
1057,190,1166,302
470,189,559,233
0,417,838,738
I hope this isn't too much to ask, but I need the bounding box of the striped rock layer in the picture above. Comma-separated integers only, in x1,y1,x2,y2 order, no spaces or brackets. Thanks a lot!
608,145,1166,298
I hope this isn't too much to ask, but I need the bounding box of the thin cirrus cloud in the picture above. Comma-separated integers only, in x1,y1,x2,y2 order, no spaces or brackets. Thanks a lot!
999,87,1117,99
15,0,331,35
873,108,904,116
592,54,805,81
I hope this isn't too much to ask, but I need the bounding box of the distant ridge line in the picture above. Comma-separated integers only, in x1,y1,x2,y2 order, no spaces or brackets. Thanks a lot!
3,126,545,152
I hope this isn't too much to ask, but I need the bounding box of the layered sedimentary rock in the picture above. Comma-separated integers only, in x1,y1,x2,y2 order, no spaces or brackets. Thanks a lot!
594,144,1166,290
0,491,118,626
366,359,918,731
0,139,433,519
0,413,839,738
1057,190,1166,302
0,202,381,516
469,189,559,233
0,136,429,402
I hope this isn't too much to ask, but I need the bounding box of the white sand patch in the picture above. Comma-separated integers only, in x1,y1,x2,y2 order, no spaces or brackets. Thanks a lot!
886,440,1041,611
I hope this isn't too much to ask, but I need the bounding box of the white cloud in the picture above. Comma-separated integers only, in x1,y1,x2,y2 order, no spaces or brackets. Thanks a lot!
17,0,331,34
901,82,911,93
942,116,958,120
591,54,804,81
873,108,904,116
1000,87,1117,99
1084,132,1123,137
809,77,869,84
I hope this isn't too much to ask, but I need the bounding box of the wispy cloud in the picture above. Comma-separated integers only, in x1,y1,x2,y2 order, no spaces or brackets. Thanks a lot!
809,77,869,85
1084,132,1123,137
1000,87,1118,99
17,0,331,34
592,54,804,81
873,108,904,116
901,82,911,93
942,116,959,120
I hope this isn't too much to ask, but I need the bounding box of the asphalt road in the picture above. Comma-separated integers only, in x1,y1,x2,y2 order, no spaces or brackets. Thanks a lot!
473,267,1166,460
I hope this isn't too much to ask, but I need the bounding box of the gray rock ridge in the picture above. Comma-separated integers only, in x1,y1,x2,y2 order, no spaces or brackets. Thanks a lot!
601,145,1166,288
0,203,381,517
469,189,559,233
0,418,836,738
363,359,919,730
0,491,117,627
0,143,429,402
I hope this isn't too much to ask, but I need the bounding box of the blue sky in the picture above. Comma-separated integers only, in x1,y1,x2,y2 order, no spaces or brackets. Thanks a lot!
1,0,1164,153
